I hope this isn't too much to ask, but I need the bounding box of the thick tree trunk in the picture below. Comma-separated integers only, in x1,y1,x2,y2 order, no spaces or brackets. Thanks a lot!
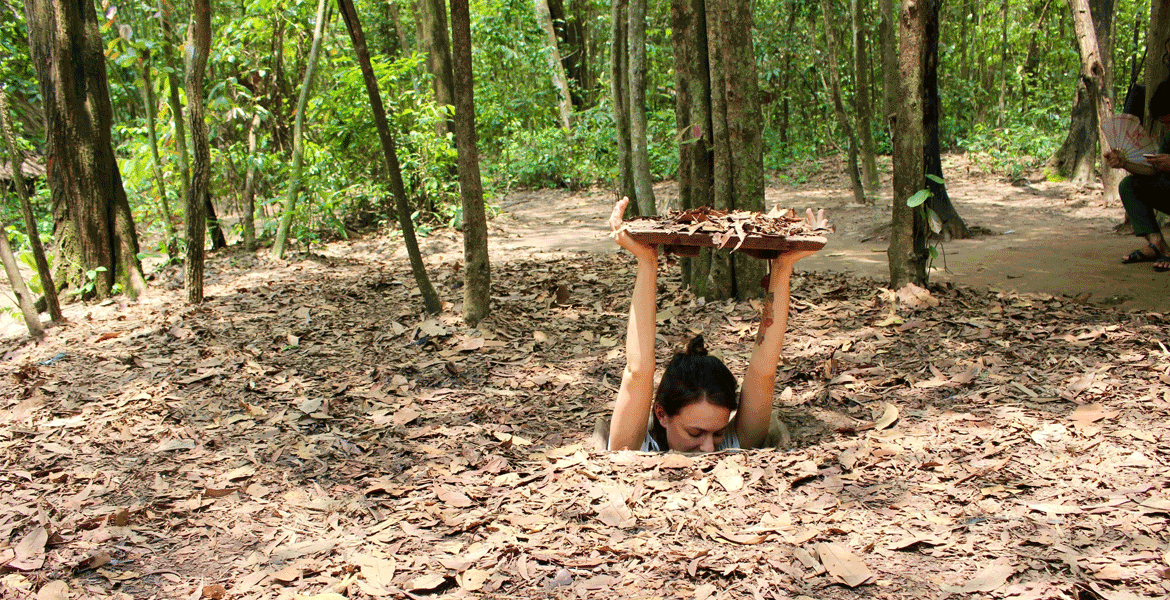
1067,0,1117,203
850,0,879,193
1049,81,1098,182
140,53,177,257
628,0,656,216
535,0,574,129
418,0,455,136
704,0,733,300
184,0,212,304
337,0,442,315
610,0,636,209
677,0,713,295
890,0,929,288
273,0,328,259
0,91,62,323
242,112,260,251
820,0,866,205
23,0,146,300
878,0,898,134
1146,0,1170,140
923,0,967,240
450,0,491,324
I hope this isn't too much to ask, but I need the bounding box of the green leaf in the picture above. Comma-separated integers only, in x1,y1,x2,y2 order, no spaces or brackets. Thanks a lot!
907,189,931,208
926,174,945,185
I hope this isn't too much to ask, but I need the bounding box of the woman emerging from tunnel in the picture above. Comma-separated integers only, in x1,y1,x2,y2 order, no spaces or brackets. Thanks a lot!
605,198,826,452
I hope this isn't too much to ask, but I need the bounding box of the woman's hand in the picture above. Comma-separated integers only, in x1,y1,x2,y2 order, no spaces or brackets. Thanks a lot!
1147,153,1170,171
610,197,658,262
773,208,831,269
1105,148,1127,170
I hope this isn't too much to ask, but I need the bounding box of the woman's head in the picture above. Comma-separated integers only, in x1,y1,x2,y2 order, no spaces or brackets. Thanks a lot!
651,335,738,452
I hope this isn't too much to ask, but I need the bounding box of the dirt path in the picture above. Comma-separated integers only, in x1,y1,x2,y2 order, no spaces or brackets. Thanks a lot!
469,161,1164,312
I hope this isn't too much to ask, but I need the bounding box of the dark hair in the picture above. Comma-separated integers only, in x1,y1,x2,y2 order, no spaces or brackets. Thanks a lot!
649,335,739,449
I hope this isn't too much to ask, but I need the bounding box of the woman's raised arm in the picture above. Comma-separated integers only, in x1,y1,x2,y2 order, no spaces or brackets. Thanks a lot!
608,198,659,450
737,209,827,449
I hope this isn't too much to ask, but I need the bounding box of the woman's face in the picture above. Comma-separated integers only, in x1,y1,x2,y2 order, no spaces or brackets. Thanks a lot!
656,400,732,452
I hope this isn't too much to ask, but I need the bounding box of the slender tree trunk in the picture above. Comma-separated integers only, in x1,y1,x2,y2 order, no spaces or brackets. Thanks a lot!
23,0,146,299
879,0,898,129
418,0,455,135
184,0,212,303
704,0,733,299
0,92,62,323
890,0,929,288
997,0,1008,126
450,0,491,324
610,0,636,209
671,0,694,287
242,111,261,251
628,0,656,216
923,0,967,239
820,0,866,204
140,52,177,257
158,0,191,214
536,0,573,129
0,225,42,338
851,0,880,193
682,0,712,294
273,0,329,259
337,0,442,314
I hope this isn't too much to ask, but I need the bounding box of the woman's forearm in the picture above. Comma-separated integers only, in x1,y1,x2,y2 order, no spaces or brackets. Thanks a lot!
609,255,658,450
738,258,797,448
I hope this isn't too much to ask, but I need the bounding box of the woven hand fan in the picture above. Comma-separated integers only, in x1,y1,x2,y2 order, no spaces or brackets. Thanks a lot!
1103,114,1158,165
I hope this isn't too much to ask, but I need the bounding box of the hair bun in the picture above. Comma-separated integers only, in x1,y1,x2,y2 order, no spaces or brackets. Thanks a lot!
685,335,708,356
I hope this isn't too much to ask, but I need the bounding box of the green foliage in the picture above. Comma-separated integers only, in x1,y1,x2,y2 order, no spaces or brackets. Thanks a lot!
0,4,36,98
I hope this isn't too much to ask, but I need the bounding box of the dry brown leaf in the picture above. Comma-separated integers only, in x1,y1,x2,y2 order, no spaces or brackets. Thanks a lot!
458,568,489,591
35,581,69,600
1069,403,1119,429
873,403,899,430
407,573,447,592
694,583,717,600
713,457,744,492
356,555,396,587
814,543,874,587
708,526,767,545
8,525,47,571
939,560,1014,593
1026,502,1083,515
435,486,473,508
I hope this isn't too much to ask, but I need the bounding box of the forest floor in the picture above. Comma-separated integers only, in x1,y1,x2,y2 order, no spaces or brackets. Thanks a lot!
0,156,1168,600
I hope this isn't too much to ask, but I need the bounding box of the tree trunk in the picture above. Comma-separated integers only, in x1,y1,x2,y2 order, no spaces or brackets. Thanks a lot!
820,0,866,205
997,0,1008,126
273,0,329,259
923,0,967,240
878,0,898,134
337,0,442,315
535,0,574,129
675,0,713,294
418,0,455,136
628,0,656,216
450,0,491,324
0,225,42,338
22,0,146,300
549,0,594,108
1067,0,1117,203
242,111,260,251
889,0,929,288
184,0,212,304
610,0,636,209
850,0,880,193
1146,0,1170,140
704,0,734,300
158,0,191,216
140,52,177,257
0,91,62,323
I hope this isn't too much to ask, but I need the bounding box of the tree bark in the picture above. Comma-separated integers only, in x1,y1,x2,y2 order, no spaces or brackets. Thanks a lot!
535,0,574,129
674,0,712,294
923,0,967,240
0,224,42,338
140,52,177,257
184,0,212,304
273,0,328,260
610,0,636,209
0,91,62,323
22,0,146,300
889,0,929,288
418,0,455,136
1067,0,1117,204
158,0,191,216
1146,0,1170,140
850,0,880,193
242,111,261,251
628,0,656,216
820,0,866,205
337,0,442,314
450,0,491,324
878,0,898,134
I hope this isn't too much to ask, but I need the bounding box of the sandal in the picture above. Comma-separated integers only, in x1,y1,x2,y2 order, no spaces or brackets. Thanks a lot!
1155,257,1170,272
1122,244,1163,264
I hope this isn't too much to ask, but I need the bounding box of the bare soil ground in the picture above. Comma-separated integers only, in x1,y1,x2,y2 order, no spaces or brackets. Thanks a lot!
0,159,1168,600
